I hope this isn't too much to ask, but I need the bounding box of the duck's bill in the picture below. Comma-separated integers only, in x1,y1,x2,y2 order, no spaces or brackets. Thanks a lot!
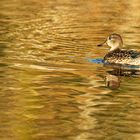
97,43,103,46
97,40,106,47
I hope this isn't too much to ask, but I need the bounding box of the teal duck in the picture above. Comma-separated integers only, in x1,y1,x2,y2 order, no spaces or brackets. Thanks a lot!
98,33,140,66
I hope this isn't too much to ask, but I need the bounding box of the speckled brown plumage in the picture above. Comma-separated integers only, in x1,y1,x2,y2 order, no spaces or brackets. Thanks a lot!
104,48,140,66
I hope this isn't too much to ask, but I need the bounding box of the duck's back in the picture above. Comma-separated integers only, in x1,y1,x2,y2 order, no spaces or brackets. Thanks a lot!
104,49,140,66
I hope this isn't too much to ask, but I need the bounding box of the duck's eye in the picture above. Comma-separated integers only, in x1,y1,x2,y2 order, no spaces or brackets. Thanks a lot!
109,36,111,40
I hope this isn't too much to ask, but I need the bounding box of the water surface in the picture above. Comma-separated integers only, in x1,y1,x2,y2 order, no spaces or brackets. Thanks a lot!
0,0,140,140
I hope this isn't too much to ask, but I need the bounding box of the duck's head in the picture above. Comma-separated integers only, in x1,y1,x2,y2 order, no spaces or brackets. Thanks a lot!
98,33,123,51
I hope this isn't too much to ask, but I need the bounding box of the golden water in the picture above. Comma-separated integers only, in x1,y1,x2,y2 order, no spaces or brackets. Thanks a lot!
0,0,140,140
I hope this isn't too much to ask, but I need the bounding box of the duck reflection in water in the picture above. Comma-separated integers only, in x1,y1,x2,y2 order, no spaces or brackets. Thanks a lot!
105,71,120,89
104,65,140,89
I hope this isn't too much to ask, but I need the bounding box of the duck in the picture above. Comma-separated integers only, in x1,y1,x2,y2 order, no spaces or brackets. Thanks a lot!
98,33,140,66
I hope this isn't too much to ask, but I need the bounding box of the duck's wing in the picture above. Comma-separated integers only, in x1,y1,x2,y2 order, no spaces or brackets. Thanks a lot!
105,49,140,59
104,49,140,64
127,50,140,59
